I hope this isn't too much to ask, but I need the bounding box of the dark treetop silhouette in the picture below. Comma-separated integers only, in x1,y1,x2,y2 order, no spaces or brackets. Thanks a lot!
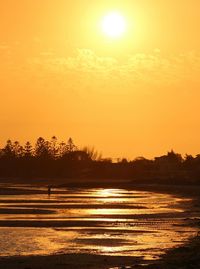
0,136,200,185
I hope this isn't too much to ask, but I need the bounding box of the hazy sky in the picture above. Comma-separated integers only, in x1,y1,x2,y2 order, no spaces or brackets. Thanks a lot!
0,0,200,159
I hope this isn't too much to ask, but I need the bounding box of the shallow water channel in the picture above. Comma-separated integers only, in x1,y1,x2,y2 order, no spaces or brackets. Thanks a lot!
0,185,199,260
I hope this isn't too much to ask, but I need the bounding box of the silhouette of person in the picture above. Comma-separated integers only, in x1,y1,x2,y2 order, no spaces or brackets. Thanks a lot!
48,185,51,196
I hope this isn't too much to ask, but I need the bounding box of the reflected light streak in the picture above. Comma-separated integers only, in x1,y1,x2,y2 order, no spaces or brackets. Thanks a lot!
0,186,198,259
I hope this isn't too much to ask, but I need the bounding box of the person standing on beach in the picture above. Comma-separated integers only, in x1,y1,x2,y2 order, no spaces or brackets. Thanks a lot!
48,185,52,196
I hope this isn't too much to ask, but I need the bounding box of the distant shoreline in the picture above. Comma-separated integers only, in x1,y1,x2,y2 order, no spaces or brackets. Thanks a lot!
1,176,200,198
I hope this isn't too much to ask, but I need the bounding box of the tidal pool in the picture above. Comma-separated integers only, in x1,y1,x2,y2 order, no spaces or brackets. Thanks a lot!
0,186,199,260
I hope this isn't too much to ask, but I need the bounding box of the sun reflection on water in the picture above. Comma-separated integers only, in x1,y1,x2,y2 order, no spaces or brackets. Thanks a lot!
0,186,199,259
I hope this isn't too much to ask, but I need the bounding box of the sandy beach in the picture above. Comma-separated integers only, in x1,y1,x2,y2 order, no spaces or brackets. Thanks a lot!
0,179,199,269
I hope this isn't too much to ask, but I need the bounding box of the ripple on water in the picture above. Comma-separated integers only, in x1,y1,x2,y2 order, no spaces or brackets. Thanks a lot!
0,187,199,260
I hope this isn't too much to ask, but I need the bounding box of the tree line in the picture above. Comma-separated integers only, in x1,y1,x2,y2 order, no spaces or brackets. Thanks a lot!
0,136,200,184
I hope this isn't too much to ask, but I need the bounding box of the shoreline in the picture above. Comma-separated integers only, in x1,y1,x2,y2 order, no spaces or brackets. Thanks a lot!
0,179,200,269
0,253,146,269
0,235,199,269
1,176,200,196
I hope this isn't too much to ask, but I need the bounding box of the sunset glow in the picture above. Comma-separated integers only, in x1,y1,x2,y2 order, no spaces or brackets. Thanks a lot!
101,12,127,38
0,2,200,267
0,1,200,159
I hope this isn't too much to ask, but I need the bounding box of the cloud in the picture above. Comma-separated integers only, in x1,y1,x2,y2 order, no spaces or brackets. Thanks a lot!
1,44,200,95
26,49,200,86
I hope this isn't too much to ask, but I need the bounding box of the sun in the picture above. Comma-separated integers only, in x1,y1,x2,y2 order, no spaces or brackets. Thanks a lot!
101,11,127,39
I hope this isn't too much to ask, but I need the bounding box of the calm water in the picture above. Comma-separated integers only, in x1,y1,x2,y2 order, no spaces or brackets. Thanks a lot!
0,185,199,260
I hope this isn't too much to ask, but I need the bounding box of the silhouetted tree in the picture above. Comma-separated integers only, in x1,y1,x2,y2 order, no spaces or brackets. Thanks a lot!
23,141,33,158
0,137,200,184
13,141,23,158
2,140,15,159
49,136,58,159
35,137,51,159
66,137,77,152
57,141,67,157
82,146,101,161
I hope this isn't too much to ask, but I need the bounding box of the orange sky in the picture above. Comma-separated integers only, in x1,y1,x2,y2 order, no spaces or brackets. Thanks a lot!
0,0,200,159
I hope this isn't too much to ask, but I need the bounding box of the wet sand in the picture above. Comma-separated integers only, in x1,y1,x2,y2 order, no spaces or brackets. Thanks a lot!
0,239,200,269
149,235,200,269
0,253,142,269
0,179,200,269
